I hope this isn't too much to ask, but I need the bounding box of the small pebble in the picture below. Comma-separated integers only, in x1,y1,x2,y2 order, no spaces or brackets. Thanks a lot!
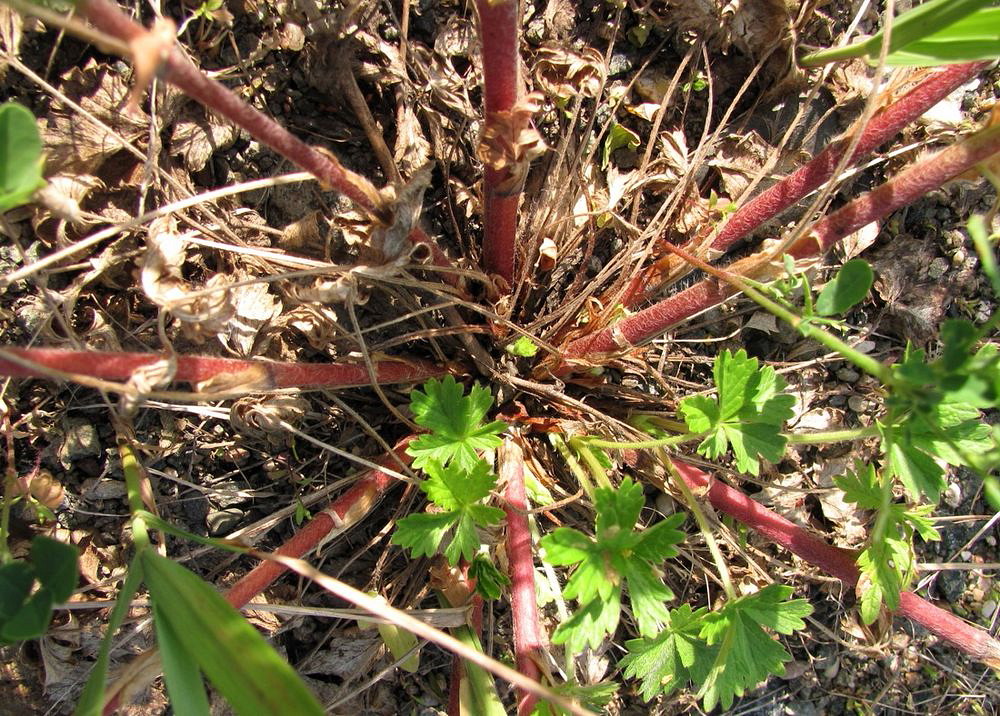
848,395,868,413
836,367,860,383
943,482,962,509
829,395,847,407
928,257,949,279
608,52,634,76
982,600,997,620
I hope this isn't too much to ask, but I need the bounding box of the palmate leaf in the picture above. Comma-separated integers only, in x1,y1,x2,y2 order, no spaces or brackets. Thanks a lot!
407,376,507,473
680,349,794,475
696,585,812,711
834,462,882,510
621,605,715,702
391,459,505,565
540,479,684,651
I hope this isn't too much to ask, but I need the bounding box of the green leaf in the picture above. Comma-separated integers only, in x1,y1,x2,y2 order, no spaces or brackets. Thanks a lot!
155,602,211,716
31,536,78,602
375,620,420,673
815,259,873,316
856,538,908,623
881,7,1000,66
632,513,686,561
601,122,641,168
421,458,497,510
0,102,46,213
678,394,719,435
696,586,812,711
0,562,34,621
468,554,510,600
621,605,715,701
541,478,685,647
551,592,621,653
407,376,507,473
392,459,504,566
886,431,946,502
0,588,54,642
505,336,539,357
834,463,882,510
621,560,673,636
392,512,456,558
531,680,619,716
680,350,794,476
141,551,323,716
75,560,145,716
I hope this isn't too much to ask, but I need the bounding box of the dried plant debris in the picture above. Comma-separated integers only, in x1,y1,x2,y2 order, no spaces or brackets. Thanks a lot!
43,60,148,176
169,107,238,173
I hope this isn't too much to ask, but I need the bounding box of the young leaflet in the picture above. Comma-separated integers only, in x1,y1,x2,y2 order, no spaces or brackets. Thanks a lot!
623,585,812,711
539,478,685,653
679,349,795,475
391,377,509,590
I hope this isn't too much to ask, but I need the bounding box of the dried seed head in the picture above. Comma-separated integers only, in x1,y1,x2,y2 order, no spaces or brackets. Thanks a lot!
476,92,547,196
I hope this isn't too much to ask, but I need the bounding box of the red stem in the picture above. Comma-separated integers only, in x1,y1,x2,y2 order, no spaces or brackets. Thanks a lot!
0,348,447,390
556,122,1000,373
475,0,522,284
226,439,414,608
671,460,1000,668
792,121,1000,257
621,62,986,308
500,438,543,715
712,62,986,255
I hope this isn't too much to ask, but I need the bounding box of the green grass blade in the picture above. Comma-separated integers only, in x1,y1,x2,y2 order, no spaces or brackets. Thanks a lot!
140,551,322,716
154,601,211,716
873,0,993,53
74,560,145,716
800,0,993,66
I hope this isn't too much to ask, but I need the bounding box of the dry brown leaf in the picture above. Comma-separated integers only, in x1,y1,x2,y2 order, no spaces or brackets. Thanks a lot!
282,305,341,351
141,222,236,340
278,210,322,251
534,45,605,101
32,174,105,236
477,93,547,195
709,131,771,203
218,279,282,357
434,15,475,58
44,60,148,175
169,108,238,173
0,4,23,79
231,394,309,443
662,0,791,57
394,103,432,178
